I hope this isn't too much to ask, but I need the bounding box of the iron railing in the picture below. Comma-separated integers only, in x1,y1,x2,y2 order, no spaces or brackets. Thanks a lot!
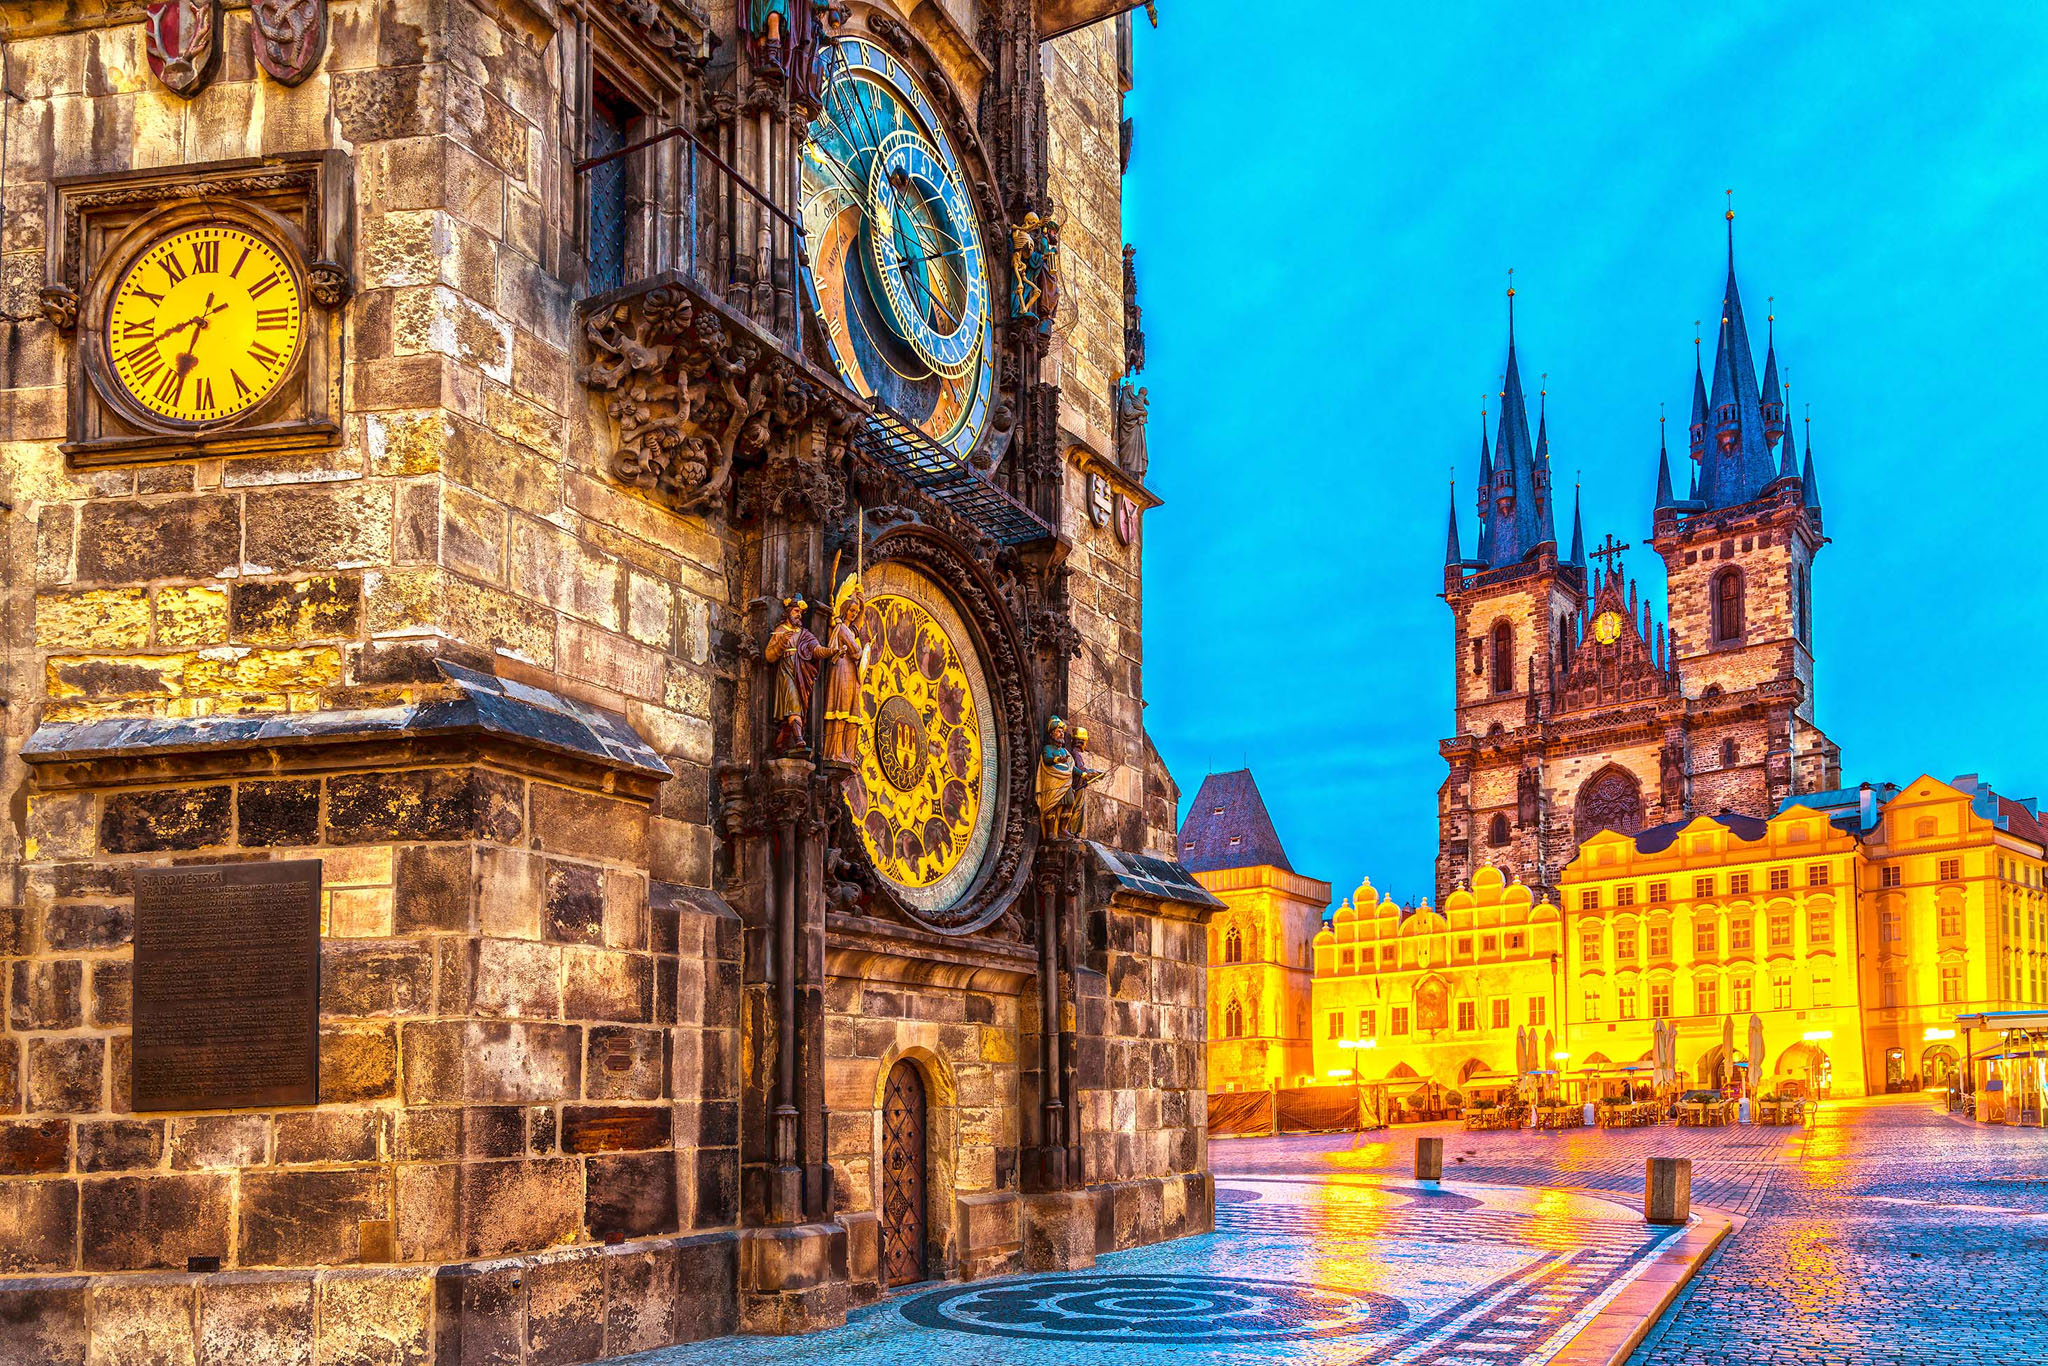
574,122,804,351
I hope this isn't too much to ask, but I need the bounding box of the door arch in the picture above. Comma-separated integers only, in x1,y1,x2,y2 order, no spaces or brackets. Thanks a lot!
1921,1045,1960,1088
880,1059,929,1287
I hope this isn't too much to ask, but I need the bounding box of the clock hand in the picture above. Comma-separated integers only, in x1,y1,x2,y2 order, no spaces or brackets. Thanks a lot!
152,298,229,344
175,292,219,372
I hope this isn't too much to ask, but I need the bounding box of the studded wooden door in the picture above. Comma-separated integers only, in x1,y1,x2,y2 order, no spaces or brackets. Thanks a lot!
880,1059,928,1287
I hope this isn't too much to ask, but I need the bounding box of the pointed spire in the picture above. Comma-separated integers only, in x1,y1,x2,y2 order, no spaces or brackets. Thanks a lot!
1802,405,1821,510
1569,474,1585,566
1534,380,1557,550
1486,272,1543,567
1475,403,1493,563
1688,322,1709,467
1701,195,1776,508
1760,299,1785,446
1446,477,1463,569
1776,382,1799,481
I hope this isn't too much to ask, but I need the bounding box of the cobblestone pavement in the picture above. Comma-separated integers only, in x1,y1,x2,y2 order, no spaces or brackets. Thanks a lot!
630,1177,1687,1365
1630,1095,2048,1366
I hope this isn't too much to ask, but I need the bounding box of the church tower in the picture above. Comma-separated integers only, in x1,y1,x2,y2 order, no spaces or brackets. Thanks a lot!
1439,288,1587,900
1650,210,1840,811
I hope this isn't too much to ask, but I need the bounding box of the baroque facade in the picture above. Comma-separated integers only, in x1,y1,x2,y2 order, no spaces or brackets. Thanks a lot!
1179,770,1327,1091
1439,219,1840,905
0,1,1212,1361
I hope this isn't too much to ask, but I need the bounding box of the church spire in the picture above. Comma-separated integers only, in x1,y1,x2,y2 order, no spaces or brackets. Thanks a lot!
1701,198,1777,508
1569,476,1585,566
1776,382,1800,482
1802,406,1822,511
1534,381,1558,550
1474,405,1493,563
1653,406,1678,513
1446,479,1463,568
1760,300,1786,447
1485,274,1543,567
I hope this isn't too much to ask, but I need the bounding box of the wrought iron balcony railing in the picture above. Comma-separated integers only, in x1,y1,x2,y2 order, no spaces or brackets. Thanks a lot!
574,121,803,353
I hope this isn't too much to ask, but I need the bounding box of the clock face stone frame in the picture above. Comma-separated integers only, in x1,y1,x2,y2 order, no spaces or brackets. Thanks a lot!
50,152,351,465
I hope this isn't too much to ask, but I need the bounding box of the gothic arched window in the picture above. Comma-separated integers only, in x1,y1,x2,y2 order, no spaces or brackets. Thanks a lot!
1575,765,1645,842
1721,738,1738,768
1488,813,1511,847
1798,565,1812,643
1224,999,1244,1039
1712,568,1745,643
1223,925,1244,964
1491,622,1513,694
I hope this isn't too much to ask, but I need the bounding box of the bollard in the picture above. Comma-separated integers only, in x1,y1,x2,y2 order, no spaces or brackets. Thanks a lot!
1415,1136,1444,1183
1643,1157,1692,1225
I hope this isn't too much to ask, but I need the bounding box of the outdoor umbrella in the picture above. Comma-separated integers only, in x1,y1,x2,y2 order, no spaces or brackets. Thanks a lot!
1722,1015,1736,1089
1649,1019,1665,1087
1544,1028,1556,1072
1516,1025,1528,1075
1749,1014,1767,1092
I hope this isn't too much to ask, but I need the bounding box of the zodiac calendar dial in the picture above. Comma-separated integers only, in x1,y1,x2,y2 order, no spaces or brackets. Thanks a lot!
842,562,999,918
104,223,306,426
800,38,993,462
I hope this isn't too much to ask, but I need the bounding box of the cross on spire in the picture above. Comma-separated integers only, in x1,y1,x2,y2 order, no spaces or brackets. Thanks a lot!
1589,533,1631,577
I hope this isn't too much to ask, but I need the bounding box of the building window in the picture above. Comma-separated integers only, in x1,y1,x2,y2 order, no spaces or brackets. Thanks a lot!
1491,623,1514,694
1457,1001,1477,1031
1328,1012,1342,1040
1693,875,1715,898
1769,867,1791,892
1882,866,1902,889
1940,964,1962,1003
1796,564,1811,642
1489,813,1512,847
1768,913,1792,949
1729,872,1751,895
1528,997,1547,1026
1381,945,1396,963
1721,738,1739,768
1225,1000,1245,1038
1879,972,1900,1009
1619,985,1638,1019
1812,974,1832,1007
1581,928,1602,963
1696,977,1719,1016
1457,937,1473,955
1731,919,1753,952
1695,920,1718,954
1584,989,1602,1021
1880,908,1901,944
1732,976,1753,1012
1939,904,1963,937
1616,885,1637,907
1392,1007,1410,1036
1482,935,1498,952
1940,858,1961,881
582,79,644,298
1340,948,1355,969
1506,932,1525,951
1808,910,1832,945
1808,864,1830,887
1580,889,1600,911
1771,973,1793,1010
1224,926,1244,963
1712,567,1745,642
1649,925,1671,958
1650,984,1672,1018
1616,927,1638,960
1359,1009,1377,1037
1648,880,1669,903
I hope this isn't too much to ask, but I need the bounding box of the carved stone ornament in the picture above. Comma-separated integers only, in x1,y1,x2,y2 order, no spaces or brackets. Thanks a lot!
39,285,78,332
143,0,222,99
307,259,350,308
583,286,846,518
250,0,327,86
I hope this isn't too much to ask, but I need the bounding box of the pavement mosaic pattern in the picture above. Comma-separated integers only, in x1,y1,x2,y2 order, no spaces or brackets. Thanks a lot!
1630,1097,2048,1366
630,1177,1686,1365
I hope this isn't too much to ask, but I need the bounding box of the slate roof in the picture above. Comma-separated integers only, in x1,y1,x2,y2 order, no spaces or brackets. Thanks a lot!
1628,811,1770,855
1087,842,1226,912
1177,769,1294,873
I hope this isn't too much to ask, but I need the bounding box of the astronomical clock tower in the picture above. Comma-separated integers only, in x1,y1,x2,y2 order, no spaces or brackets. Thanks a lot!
0,1,1210,1359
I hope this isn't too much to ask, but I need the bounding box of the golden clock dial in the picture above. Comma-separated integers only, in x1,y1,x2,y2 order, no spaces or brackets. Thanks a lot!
841,562,998,919
105,224,305,426
1593,610,1625,645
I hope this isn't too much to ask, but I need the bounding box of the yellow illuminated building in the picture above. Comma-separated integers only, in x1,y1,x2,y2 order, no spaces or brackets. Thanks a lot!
1310,868,1561,1088
1180,771,1329,1090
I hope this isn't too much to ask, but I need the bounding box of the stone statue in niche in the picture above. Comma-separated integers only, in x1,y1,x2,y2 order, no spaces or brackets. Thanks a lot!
1035,716,1103,840
817,574,871,768
764,595,832,756
1010,213,1062,334
1115,379,1149,480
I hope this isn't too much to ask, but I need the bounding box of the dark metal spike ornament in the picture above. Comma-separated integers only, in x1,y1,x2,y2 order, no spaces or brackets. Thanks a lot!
250,0,327,87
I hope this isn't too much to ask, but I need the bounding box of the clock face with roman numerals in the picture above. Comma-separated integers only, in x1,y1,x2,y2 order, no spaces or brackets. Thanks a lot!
104,224,305,426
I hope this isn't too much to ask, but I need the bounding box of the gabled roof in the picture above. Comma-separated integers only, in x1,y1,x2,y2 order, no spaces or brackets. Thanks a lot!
1629,811,1770,855
1177,769,1294,873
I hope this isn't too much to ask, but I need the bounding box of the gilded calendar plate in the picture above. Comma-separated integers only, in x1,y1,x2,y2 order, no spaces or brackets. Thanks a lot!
844,562,998,915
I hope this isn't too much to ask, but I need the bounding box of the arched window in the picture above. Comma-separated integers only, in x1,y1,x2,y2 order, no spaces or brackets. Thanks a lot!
1224,999,1244,1039
1712,568,1745,643
1488,813,1511,847
1575,765,1646,841
1793,565,1809,642
1223,925,1244,964
1721,738,1738,768
1491,622,1513,694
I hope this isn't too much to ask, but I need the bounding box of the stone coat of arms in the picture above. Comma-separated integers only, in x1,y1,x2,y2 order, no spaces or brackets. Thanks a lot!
142,0,221,97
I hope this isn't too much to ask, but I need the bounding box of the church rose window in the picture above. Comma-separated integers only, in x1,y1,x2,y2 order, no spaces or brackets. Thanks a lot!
1574,766,1644,841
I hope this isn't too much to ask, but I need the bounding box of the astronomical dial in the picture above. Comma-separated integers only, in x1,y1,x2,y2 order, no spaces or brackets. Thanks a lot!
800,38,993,461
104,223,305,426
1592,610,1625,645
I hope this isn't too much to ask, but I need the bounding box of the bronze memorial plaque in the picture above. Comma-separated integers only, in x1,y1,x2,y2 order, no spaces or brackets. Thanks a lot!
132,859,322,1111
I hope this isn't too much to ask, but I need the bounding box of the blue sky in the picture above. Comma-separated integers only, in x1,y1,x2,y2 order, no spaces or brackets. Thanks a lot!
1121,5,2048,905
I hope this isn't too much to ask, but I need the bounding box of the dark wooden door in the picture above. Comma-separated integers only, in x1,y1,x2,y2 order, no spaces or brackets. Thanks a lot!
880,1059,928,1287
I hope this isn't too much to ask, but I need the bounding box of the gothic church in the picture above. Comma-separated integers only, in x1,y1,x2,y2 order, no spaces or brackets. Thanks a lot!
1438,216,1841,903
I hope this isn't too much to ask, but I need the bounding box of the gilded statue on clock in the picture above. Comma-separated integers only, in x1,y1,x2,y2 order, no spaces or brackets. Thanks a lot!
799,36,994,464
51,155,349,464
